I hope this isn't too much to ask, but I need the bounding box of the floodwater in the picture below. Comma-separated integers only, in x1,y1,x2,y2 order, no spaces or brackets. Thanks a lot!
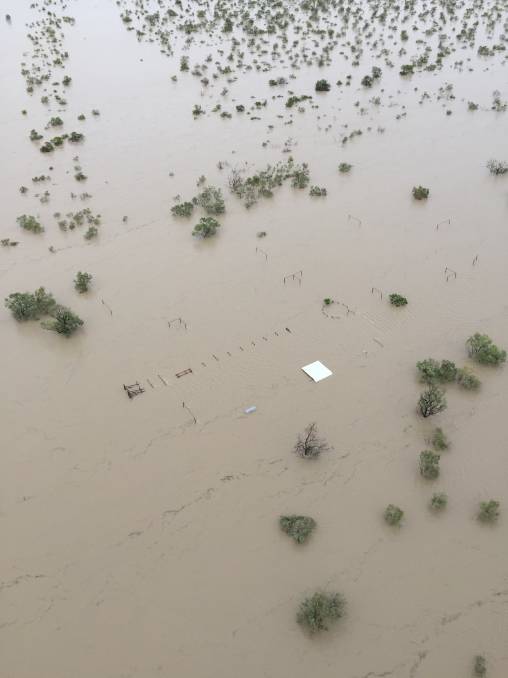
2,1,508,676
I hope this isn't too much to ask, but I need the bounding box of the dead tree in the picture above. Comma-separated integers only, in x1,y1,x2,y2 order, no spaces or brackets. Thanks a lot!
293,423,329,459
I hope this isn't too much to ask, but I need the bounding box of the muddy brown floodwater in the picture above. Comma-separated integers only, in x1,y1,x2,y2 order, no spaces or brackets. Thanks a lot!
1,1,508,677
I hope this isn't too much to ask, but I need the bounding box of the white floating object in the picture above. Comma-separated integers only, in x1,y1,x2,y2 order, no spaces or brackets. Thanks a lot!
302,361,333,383
244,406,257,414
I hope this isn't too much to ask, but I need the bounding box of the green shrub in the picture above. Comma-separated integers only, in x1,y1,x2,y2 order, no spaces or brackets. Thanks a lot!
171,201,194,218
430,492,448,511
279,515,316,543
473,655,487,676
419,385,447,417
431,427,449,451
309,185,327,197
338,163,352,173
42,306,83,337
68,131,84,142
419,450,440,479
439,360,458,382
297,592,345,633
323,298,333,305
384,504,403,526
84,225,98,240
478,500,500,523
17,214,44,233
361,74,374,87
40,141,54,153
74,271,92,293
412,185,430,200
466,333,506,365
5,287,56,321
400,63,414,76
456,367,481,390
195,185,225,215
193,216,220,238
416,358,442,384
389,293,407,307
291,165,310,189
315,79,330,92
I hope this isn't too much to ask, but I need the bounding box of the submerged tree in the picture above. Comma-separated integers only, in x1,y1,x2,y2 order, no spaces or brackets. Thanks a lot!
293,423,329,459
297,592,345,633
389,293,407,307
478,500,500,523
5,287,56,320
412,185,430,200
430,492,448,511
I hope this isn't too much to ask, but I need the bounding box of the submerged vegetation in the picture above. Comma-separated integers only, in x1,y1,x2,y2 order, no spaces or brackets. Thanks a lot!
419,385,447,417
279,515,316,544
293,423,329,459
384,504,404,526
389,293,407,307
297,592,345,633
466,333,506,365
5,287,83,337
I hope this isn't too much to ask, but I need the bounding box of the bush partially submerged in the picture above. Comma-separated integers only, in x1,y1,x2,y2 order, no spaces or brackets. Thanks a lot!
338,162,352,173
42,306,83,337
279,515,316,544
430,492,448,511
293,423,329,459
17,214,44,233
315,79,331,92
419,450,440,479
5,287,56,320
417,359,457,384
297,592,345,633
419,385,447,417
74,271,92,293
486,159,508,175
473,655,487,676
412,185,430,200
466,333,506,365
384,504,403,526
456,367,481,390
431,427,449,451
193,216,220,238
389,293,407,307
171,201,194,218
478,500,500,523
195,185,225,215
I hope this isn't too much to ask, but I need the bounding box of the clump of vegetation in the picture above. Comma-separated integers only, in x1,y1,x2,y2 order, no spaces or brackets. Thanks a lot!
361,74,374,87
47,116,64,128
296,592,345,633
419,385,447,417
229,158,311,208
478,500,500,523
279,515,316,544
195,185,225,215
42,306,84,337
456,367,481,390
30,129,43,141
338,162,352,173
431,428,449,451
84,226,98,240
171,201,194,218
416,359,457,384
309,186,327,197
384,504,404,526
419,450,440,479
293,423,329,459
5,287,56,321
193,216,220,238
400,63,414,76
315,79,330,92
389,293,407,307
68,131,84,143
430,492,448,511
412,185,430,200
486,159,508,175
74,271,92,293
17,214,44,234
473,655,487,676
323,298,333,305
466,333,506,365
40,141,54,153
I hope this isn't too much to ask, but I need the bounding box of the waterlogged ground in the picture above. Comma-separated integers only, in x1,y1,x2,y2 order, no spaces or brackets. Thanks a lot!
2,1,508,676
